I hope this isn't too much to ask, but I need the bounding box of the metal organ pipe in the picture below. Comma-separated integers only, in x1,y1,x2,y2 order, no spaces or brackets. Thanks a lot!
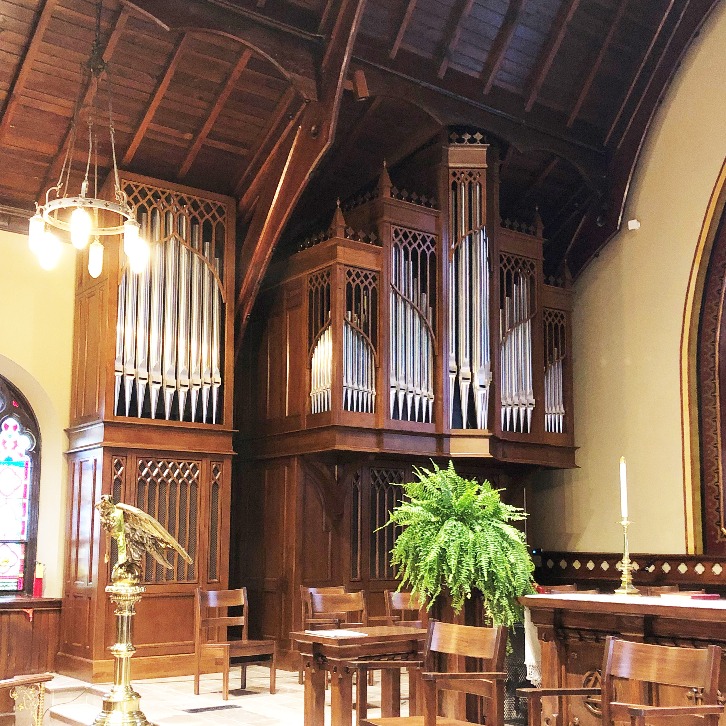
114,208,225,424
448,173,491,430
389,227,435,423
499,264,535,433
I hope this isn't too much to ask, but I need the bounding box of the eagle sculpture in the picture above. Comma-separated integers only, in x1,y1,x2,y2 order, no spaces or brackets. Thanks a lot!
96,495,193,584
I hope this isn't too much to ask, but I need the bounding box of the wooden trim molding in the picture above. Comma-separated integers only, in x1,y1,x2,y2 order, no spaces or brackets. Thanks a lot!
683,157,726,553
695,164,726,555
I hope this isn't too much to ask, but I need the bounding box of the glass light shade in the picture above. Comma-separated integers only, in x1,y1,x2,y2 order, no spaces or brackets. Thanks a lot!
123,219,140,257
28,213,45,256
128,238,150,274
70,207,92,249
37,231,62,271
88,239,104,278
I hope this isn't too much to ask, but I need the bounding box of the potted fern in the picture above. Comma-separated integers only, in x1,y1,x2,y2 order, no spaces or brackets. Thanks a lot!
386,461,535,629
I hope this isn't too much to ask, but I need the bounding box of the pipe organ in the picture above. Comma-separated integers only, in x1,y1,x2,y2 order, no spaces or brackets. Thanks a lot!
243,132,574,466
62,173,234,681
114,184,226,424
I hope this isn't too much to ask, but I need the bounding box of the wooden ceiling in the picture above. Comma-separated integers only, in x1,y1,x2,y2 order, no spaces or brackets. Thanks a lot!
0,0,720,286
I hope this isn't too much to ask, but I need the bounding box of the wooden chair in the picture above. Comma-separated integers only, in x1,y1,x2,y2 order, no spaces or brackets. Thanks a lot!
194,587,276,700
361,620,507,726
310,590,368,628
298,585,347,683
384,590,425,628
518,635,723,726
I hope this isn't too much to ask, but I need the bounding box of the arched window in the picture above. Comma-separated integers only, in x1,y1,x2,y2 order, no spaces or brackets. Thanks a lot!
0,376,40,594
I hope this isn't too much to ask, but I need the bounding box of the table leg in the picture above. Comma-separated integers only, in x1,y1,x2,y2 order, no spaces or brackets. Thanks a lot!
408,667,421,715
356,668,368,724
304,660,326,726
330,664,354,726
381,669,401,717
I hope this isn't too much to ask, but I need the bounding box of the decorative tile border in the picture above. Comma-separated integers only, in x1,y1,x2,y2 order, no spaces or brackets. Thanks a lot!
534,551,726,592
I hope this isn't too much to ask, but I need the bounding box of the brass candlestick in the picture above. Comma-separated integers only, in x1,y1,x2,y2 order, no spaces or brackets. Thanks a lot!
614,518,639,595
94,496,193,726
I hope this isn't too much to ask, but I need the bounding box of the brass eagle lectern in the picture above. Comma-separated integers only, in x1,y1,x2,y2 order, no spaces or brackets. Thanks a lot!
95,495,192,726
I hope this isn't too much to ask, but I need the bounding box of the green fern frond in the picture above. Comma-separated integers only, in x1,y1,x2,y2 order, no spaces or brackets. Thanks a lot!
383,460,535,629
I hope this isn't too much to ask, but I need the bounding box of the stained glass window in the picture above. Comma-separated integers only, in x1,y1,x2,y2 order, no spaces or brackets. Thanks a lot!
0,377,40,594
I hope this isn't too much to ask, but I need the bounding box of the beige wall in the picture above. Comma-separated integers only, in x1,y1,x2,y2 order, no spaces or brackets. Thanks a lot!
529,2,726,554
0,228,75,595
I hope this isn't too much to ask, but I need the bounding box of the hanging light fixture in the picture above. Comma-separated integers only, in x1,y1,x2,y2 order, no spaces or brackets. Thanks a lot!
28,0,148,278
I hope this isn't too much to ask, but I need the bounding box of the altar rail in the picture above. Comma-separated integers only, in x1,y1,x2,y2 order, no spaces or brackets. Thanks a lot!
534,550,726,593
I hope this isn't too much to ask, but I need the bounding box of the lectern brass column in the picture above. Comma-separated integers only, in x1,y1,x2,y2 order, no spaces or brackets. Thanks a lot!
94,496,193,726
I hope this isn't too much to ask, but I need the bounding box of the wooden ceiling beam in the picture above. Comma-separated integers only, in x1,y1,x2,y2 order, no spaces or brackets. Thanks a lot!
235,85,299,206
122,33,189,167
234,0,368,353
561,0,720,277
480,0,525,94
604,0,675,145
523,0,581,113
35,7,129,202
178,48,253,178
566,0,628,128
435,0,474,79
512,156,559,212
123,0,319,102
0,0,60,148
352,42,607,193
389,0,418,60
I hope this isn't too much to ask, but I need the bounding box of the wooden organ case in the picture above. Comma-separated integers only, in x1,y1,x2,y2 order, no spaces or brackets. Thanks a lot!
59,173,235,681
238,133,575,664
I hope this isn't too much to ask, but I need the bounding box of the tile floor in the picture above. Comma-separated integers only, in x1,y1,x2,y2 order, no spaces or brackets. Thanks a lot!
50,667,408,726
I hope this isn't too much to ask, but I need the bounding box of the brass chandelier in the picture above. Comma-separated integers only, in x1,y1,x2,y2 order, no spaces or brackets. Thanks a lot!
28,1,148,277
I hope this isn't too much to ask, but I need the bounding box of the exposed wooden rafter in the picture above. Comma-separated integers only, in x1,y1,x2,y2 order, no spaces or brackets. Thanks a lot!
566,0,628,128
178,48,253,178
605,0,677,146
123,0,320,102
0,0,60,147
122,33,189,167
512,156,559,212
352,44,607,193
480,0,525,94
389,0,417,60
235,86,300,208
524,0,581,113
435,0,474,79
234,0,369,355
563,0,719,276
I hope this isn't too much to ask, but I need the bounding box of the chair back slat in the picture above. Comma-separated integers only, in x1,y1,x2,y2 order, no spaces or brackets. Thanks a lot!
201,616,245,628
600,636,722,726
195,587,250,643
425,620,507,673
604,637,720,690
310,591,367,624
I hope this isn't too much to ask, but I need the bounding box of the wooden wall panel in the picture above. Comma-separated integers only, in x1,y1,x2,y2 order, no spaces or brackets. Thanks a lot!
0,601,61,678
71,283,108,424
301,472,335,582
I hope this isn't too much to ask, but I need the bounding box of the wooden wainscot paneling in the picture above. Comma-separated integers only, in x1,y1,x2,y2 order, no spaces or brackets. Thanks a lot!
0,598,62,678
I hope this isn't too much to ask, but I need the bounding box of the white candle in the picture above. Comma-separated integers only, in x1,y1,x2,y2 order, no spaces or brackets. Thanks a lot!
619,456,628,520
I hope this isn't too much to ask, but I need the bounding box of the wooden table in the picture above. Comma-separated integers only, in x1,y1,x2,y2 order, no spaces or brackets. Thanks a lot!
291,625,426,726
522,593,726,726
